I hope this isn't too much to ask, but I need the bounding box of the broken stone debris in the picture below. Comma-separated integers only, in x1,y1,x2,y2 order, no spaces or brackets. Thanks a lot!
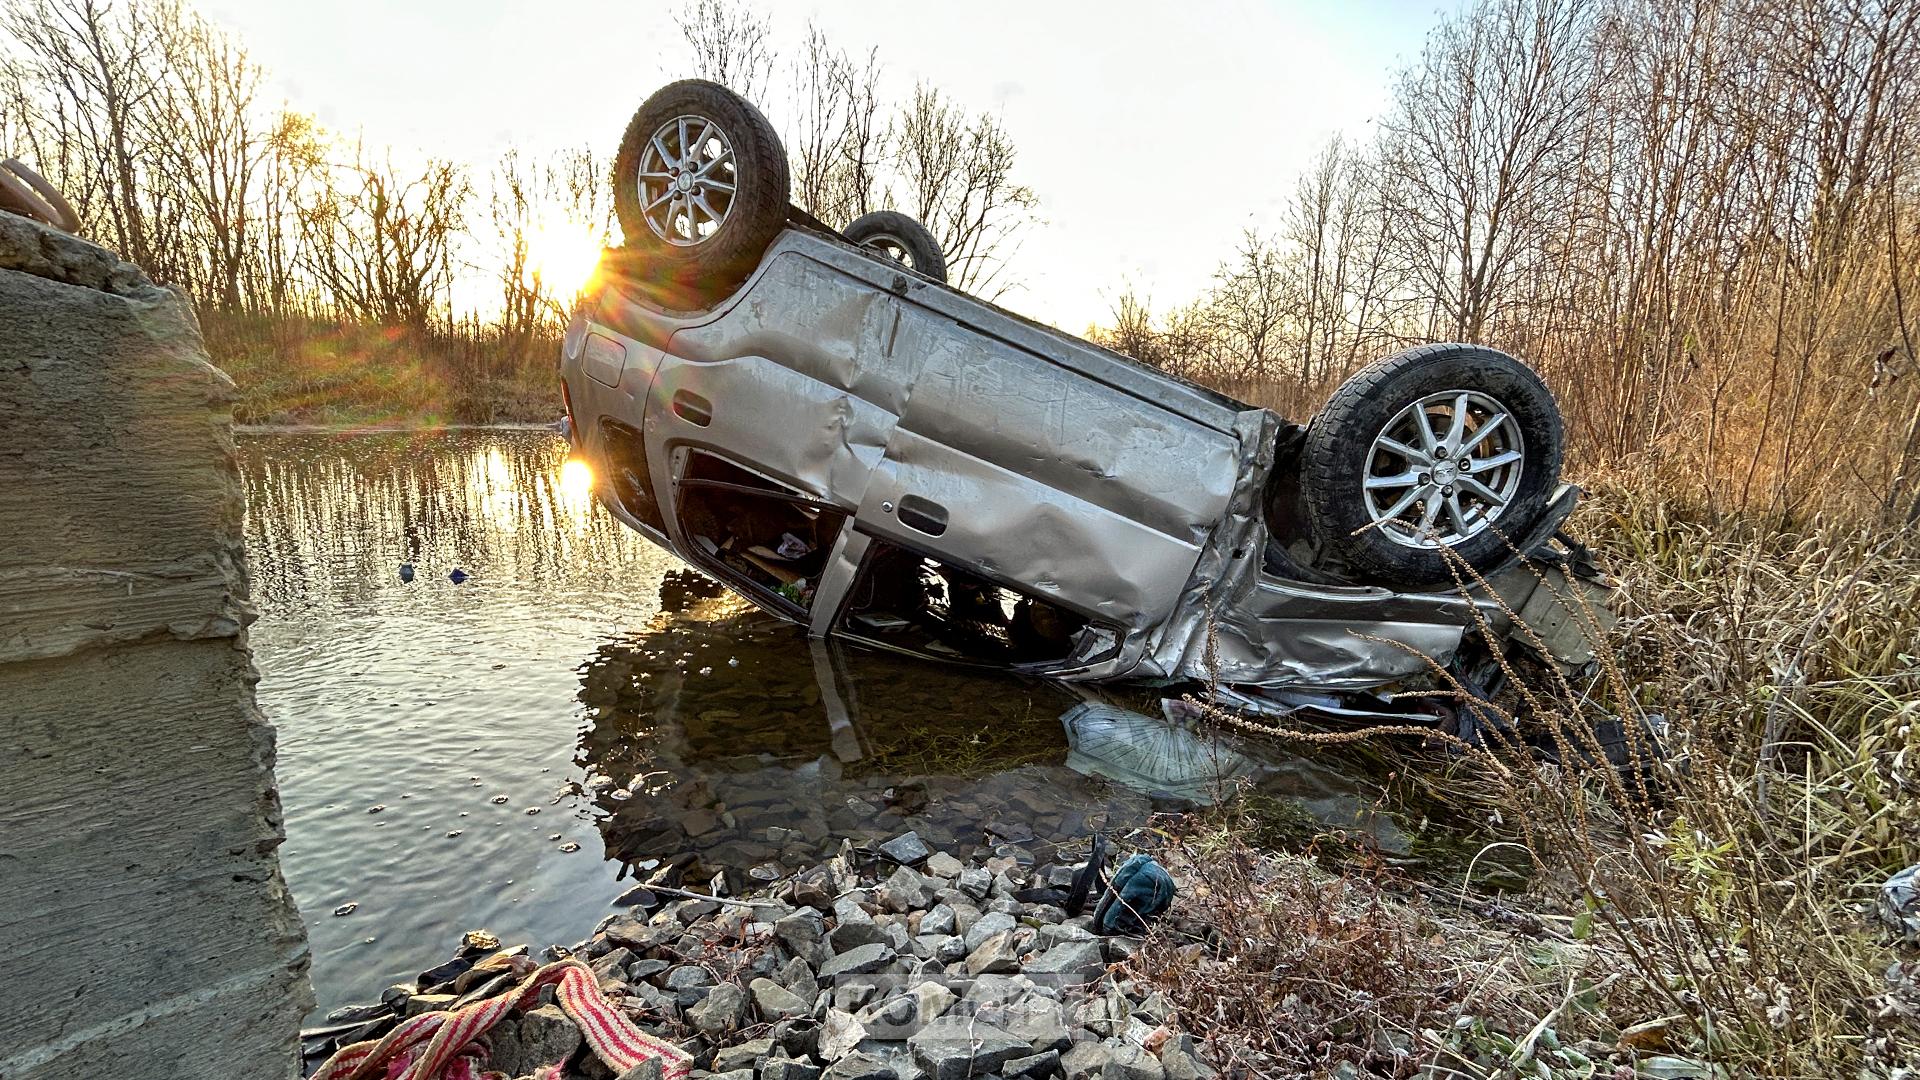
303,841,1205,1080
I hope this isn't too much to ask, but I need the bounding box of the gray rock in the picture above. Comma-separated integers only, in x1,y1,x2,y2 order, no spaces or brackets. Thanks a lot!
763,1060,824,1080
711,1070,756,1080
949,903,983,938
778,956,821,1003
1004,1050,1061,1079
591,946,637,981
1108,1045,1165,1080
628,957,671,982
487,1004,583,1076
858,992,918,1035
999,997,1070,1052
1060,1042,1112,1080
884,923,914,954
753,977,812,1020
1131,993,1172,1025
629,979,680,1019
833,982,880,1013
964,930,1021,976
829,914,890,954
616,1059,664,1080
403,993,456,1016
908,1016,1031,1080
820,1009,868,1060
925,852,965,878
689,981,749,1035
918,934,967,963
1035,923,1095,950
777,910,831,965
1157,1049,1214,1080
771,1018,822,1059
666,964,717,992
963,912,1017,953
323,1001,389,1025
912,981,957,1023
878,866,933,912
713,1038,776,1073
957,868,992,900
1023,940,1105,977
820,943,898,979
920,903,958,938
879,831,933,865
964,973,1041,1007
823,1051,896,1080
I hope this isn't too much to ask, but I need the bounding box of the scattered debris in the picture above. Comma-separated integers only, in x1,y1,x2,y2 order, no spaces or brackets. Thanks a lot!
1882,864,1920,944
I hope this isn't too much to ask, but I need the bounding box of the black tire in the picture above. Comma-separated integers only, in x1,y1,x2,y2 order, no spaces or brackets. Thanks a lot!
843,210,948,283
1299,343,1564,588
612,80,790,304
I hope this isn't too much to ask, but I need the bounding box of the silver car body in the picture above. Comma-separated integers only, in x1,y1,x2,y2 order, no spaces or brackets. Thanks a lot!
561,226,1604,692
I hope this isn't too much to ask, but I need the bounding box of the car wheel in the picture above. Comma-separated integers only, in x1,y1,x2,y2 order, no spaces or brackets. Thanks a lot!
612,80,790,303
843,210,948,283
1299,343,1564,588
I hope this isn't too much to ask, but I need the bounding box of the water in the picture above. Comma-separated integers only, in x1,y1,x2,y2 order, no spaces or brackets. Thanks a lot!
240,429,1402,1017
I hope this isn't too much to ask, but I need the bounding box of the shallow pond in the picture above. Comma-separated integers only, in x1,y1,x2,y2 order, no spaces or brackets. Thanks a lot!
241,429,1415,1017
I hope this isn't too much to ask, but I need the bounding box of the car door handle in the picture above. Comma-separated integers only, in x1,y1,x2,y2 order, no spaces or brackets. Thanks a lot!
671,390,713,426
896,494,948,536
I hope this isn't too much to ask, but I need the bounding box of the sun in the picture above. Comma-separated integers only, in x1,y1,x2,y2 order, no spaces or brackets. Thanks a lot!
525,222,606,302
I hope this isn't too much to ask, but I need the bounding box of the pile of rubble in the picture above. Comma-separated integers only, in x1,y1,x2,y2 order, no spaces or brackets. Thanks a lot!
305,834,1213,1080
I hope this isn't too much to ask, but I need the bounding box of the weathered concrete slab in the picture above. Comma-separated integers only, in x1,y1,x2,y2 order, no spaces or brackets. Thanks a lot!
0,213,312,1078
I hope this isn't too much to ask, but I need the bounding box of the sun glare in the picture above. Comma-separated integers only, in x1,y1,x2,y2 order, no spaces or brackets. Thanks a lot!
526,224,606,301
558,456,595,506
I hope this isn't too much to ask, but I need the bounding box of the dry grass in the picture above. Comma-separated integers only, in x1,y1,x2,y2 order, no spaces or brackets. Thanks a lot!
200,310,561,427
1139,467,1920,1077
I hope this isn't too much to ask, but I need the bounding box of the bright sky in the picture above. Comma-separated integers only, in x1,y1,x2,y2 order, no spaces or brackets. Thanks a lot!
199,0,1439,333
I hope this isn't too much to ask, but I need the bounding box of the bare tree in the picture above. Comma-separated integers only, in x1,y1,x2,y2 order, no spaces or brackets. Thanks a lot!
674,0,775,105
787,25,884,226
1375,0,1595,342
298,143,469,326
2,0,172,269
894,84,1038,299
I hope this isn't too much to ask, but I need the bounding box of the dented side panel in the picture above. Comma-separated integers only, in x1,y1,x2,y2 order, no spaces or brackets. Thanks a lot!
563,227,1559,690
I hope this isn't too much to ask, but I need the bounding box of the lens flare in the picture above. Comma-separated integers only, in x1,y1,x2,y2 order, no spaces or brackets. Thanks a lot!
559,456,594,504
526,224,606,303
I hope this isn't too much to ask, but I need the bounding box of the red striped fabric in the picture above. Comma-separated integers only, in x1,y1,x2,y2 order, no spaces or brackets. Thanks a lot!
312,958,692,1080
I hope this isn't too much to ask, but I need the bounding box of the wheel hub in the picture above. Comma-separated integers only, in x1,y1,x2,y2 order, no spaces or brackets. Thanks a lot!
1359,389,1525,550
637,114,739,247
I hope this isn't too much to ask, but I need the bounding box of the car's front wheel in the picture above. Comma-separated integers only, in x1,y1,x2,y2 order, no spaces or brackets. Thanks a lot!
611,79,790,305
1299,343,1564,588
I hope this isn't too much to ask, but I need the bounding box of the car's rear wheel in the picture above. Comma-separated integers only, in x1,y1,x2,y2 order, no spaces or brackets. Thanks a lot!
843,210,948,283
1299,343,1564,588
612,80,790,304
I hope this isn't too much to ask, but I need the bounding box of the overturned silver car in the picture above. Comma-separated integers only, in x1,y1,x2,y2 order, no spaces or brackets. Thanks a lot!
560,80,1614,720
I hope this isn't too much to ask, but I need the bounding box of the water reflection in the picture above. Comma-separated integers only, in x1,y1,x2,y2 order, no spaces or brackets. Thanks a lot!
240,429,1404,1018
573,577,1173,891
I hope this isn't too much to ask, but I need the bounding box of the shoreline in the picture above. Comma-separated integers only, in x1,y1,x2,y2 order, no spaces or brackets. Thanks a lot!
236,421,563,436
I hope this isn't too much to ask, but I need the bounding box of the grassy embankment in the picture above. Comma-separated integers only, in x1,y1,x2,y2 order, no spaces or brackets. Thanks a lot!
200,311,561,427
1148,468,1920,1077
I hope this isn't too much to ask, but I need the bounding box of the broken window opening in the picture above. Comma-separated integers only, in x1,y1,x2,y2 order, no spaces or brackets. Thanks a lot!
674,452,845,613
839,538,1098,667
